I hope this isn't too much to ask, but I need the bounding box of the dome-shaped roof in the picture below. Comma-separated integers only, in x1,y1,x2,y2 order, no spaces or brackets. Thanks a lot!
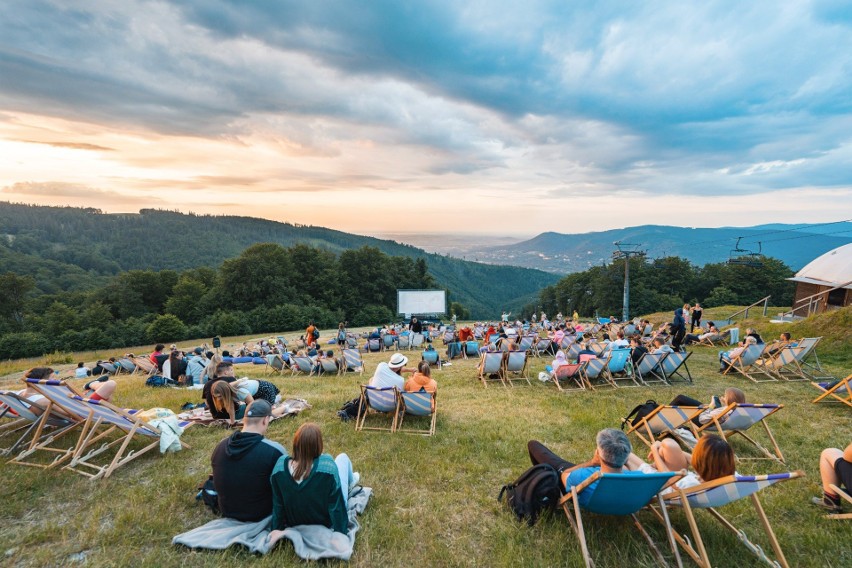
789,243,852,289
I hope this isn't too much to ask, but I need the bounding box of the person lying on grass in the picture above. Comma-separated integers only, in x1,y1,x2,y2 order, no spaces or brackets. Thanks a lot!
624,435,735,492
210,379,289,426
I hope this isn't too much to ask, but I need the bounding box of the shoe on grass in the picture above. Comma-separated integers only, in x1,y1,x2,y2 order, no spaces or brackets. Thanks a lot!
811,496,841,513
349,472,360,491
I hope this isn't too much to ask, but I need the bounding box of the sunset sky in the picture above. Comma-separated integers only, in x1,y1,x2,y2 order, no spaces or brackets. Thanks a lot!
1,1,851,235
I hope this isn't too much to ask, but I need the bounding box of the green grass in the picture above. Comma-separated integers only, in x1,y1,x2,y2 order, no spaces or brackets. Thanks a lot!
1,319,851,567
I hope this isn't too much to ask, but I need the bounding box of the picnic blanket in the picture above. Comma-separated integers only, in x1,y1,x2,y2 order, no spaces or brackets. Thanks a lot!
176,398,311,427
172,485,372,560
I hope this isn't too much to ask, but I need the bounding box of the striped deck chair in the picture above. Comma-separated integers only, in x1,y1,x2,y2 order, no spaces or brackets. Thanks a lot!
116,358,137,375
767,339,827,381
582,357,612,388
397,334,411,350
793,337,831,380
365,338,382,353
550,363,587,392
477,351,506,388
660,351,693,384
642,324,654,337
355,385,400,433
422,349,442,370
558,334,575,350
266,354,286,375
397,390,437,436
653,471,804,568
290,356,315,376
721,343,774,382
587,341,607,356
533,338,552,358
697,333,724,347
827,483,852,520
503,351,531,386
636,352,669,386
319,358,340,376
0,390,79,457
566,342,583,361
131,356,157,377
604,348,639,387
560,471,683,568
517,335,534,353
693,403,785,463
382,334,396,351
622,324,636,336
596,317,612,325
442,330,455,345
410,333,425,349
276,336,290,349
811,374,852,408
625,405,704,449
459,341,478,359
342,349,365,376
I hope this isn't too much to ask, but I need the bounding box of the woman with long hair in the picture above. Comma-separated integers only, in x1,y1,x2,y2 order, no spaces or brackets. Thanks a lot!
268,423,359,542
625,434,735,491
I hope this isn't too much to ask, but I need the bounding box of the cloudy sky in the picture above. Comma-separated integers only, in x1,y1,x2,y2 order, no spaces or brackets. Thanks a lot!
1,1,851,235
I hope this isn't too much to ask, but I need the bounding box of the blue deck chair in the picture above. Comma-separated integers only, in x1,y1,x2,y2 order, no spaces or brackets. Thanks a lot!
382,334,396,351
397,390,437,436
266,354,286,376
355,385,400,433
319,358,340,376
596,317,612,325
581,358,612,388
660,351,693,384
422,349,442,370
446,341,464,360
397,334,411,350
518,335,534,353
344,335,358,349
811,373,852,408
533,338,552,358
503,351,530,386
550,362,587,392
721,343,773,382
116,358,137,374
561,471,683,568
693,403,785,463
636,352,669,386
365,338,382,353
656,471,804,568
290,356,315,376
463,341,480,359
0,390,79,457
604,348,639,387
478,351,506,388
410,333,425,349
341,348,365,376
625,405,704,449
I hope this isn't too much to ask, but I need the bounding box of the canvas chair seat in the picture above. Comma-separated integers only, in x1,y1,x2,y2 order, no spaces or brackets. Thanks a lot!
478,351,506,388
605,348,639,387
396,390,437,436
636,352,669,386
550,362,587,392
342,349,365,375
693,403,785,463
355,385,400,433
503,351,530,386
811,374,852,408
625,405,704,449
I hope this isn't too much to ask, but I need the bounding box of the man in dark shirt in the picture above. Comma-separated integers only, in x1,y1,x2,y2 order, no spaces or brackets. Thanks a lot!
202,361,238,419
211,400,287,522
409,317,423,334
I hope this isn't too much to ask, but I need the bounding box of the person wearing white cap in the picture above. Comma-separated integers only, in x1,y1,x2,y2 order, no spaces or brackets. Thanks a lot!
368,353,415,390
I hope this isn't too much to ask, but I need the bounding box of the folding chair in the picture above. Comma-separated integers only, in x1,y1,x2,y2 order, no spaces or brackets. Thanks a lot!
793,337,831,380
518,335,535,353
636,352,669,386
721,344,774,383
604,348,640,387
560,471,683,568
131,356,157,377
319,358,340,376
365,338,382,353
503,351,531,386
0,390,79,457
382,334,396,351
826,484,852,520
422,349,442,370
463,341,481,359
582,358,612,388
625,405,704,450
355,385,400,433
290,356,315,376
559,334,577,350
550,363,587,392
341,348,365,376
566,342,583,361
660,351,693,384
652,471,804,568
587,341,607,356
533,339,553,358
410,333,425,349
442,331,455,345
811,374,852,408
115,358,137,375
693,403,785,463
477,351,506,388
396,390,437,436
755,345,804,381
397,334,411,350
697,333,724,347
266,353,286,376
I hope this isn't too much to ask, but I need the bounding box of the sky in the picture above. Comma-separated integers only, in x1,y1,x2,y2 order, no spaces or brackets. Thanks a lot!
1,1,852,236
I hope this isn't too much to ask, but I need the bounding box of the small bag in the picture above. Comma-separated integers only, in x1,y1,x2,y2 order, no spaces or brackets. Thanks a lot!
498,463,560,526
622,399,659,429
196,474,220,515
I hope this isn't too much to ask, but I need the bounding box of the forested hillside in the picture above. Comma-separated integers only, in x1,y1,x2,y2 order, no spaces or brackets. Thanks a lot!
0,202,558,317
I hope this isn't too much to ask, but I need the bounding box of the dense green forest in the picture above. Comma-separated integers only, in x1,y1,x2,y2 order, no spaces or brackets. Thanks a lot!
525,255,795,318
0,202,558,318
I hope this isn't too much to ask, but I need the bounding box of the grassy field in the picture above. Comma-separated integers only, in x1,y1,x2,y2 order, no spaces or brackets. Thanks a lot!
1,312,850,567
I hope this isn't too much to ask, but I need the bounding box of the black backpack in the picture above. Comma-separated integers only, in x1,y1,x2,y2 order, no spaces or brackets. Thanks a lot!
498,463,561,526
196,474,220,515
622,399,659,429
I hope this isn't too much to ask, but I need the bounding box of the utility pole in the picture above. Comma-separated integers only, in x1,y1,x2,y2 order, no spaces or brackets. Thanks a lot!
612,242,646,322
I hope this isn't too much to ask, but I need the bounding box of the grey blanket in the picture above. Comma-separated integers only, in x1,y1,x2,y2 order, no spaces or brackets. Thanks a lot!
172,485,372,561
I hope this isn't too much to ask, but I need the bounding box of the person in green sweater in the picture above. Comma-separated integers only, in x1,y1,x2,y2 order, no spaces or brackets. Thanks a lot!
267,423,360,542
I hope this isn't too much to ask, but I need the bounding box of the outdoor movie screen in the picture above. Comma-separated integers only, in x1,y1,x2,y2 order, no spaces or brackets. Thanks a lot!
397,289,446,316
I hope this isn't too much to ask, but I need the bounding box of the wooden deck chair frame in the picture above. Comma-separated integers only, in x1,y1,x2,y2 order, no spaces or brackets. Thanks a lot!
396,391,437,436
462,341,480,359
794,337,832,380
721,344,774,383
826,483,852,520
692,403,785,463
503,351,531,387
659,351,693,385
582,358,614,389
533,339,552,358
477,351,506,388
650,471,804,568
625,405,704,450
131,356,158,377
551,362,588,392
811,374,852,408
587,341,607,356
0,391,80,458
290,356,316,376
755,345,807,381
355,385,400,433
697,333,724,347
341,348,365,376
115,358,137,375
560,470,684,568
319,358,341,376
605,348,640,388
636,352,670,386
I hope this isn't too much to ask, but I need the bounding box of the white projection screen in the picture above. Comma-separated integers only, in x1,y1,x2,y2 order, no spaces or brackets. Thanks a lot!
397,289,446,316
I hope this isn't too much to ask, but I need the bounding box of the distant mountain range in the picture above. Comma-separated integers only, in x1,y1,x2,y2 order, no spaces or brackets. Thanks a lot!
464,223,852,273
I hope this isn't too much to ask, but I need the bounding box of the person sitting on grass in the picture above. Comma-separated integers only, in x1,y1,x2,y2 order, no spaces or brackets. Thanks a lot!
812,441,852,513
624,434,735,492
211,400,287,522
75,362,91,378
268,423,360,542
527,429,642,504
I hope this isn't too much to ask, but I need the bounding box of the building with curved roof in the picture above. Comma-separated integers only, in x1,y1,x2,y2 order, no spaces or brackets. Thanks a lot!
788,243,852,314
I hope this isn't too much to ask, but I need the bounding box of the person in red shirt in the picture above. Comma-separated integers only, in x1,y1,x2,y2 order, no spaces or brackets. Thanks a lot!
458,326,474,342
150,344,164,364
